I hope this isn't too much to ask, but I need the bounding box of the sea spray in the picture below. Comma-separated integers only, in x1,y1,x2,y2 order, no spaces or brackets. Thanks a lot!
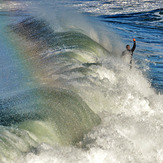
0,0,163,162
0,87,101,162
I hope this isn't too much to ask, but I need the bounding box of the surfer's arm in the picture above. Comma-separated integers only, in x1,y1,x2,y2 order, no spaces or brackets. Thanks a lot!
131,39,136,53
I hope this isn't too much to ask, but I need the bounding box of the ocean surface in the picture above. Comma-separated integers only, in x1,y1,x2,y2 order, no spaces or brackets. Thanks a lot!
0,0,163,162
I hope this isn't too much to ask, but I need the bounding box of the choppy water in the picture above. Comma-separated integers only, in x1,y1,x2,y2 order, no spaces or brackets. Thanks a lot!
0,0,163,163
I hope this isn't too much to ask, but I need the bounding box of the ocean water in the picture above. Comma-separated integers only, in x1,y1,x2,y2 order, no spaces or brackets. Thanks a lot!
0,0,163,163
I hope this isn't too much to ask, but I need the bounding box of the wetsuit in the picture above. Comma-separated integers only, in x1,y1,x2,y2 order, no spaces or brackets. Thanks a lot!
122,41,136,68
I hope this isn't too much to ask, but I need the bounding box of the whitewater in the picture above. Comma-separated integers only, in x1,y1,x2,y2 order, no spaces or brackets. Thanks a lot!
0,0,163,163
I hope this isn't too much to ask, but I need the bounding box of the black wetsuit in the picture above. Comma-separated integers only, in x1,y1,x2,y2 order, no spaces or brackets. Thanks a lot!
122,41,136,68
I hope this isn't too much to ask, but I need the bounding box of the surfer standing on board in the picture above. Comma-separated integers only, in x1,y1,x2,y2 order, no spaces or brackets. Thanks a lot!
121,38,136,68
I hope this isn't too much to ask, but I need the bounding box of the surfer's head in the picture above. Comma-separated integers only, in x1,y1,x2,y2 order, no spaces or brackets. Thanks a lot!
126,45,130,50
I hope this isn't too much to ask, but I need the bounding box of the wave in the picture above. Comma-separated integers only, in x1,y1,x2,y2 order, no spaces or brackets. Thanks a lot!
0,87,101,161
0,6,113,161
0,1,163,162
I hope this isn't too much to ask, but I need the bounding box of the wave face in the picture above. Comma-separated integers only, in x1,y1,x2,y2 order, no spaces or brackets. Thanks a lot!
0,87,100,161
0,3,106,161
0,0,163,162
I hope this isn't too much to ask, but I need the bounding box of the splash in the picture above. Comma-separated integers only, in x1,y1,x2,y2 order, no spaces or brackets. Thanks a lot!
0,0,163,162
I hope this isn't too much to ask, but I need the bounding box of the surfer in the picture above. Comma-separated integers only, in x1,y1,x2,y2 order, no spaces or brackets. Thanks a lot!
122,38,136,68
